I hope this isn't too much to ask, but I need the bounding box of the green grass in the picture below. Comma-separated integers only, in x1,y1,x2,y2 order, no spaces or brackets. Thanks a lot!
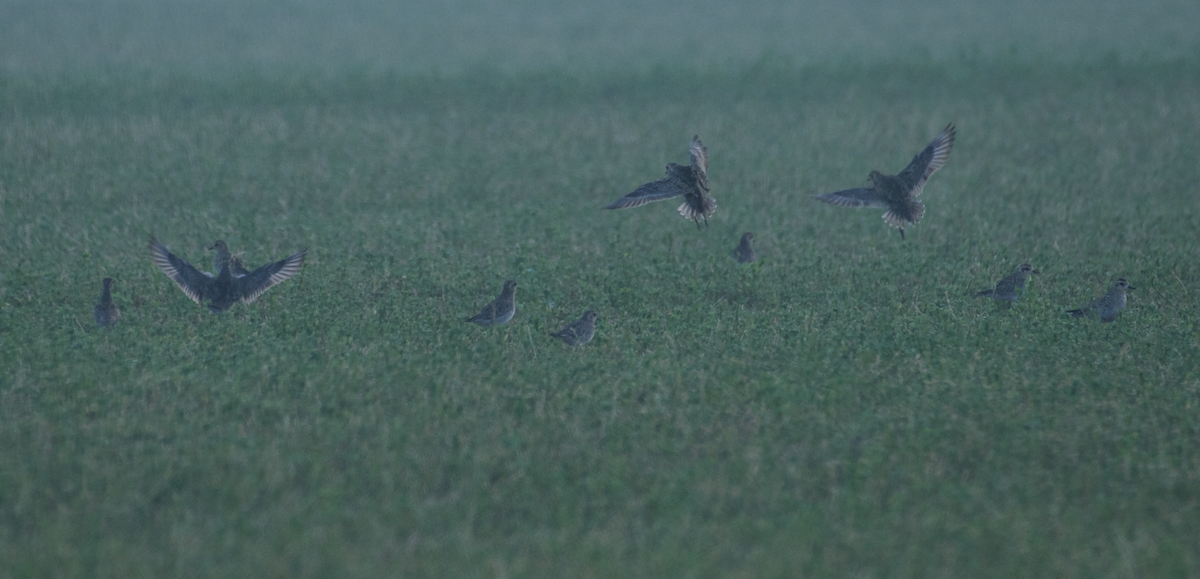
2,59,1200,577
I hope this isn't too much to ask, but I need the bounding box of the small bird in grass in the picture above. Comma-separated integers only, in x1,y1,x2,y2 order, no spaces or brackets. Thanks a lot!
94,277,121,328
604,135,716,228
149,236,305,313
210,240,252,278
465,280,518,326
814,123,956,239
976,264,1039,303
732,232,757,264
1067,278,1135,323
550,310,598,346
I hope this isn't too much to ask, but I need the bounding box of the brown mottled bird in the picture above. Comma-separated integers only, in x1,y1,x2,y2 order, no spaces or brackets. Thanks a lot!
814,124,955,239
1067,278,1135,323
93,277,121,328
605,135,716,228
976,264,1039,302
149,236,305,313
732,232,757,264
210,240,252,278
550,310,598,346
466,280,518,326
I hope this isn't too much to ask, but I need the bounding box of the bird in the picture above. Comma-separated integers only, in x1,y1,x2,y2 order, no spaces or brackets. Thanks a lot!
976,264,1039,302
149,236,306,313
1067,278,1135,323
210,240,252,278
550,310,598,346
465,280,518,326
732,232,757,264
604,135,716,228
93,277,121,328
814,123,956,239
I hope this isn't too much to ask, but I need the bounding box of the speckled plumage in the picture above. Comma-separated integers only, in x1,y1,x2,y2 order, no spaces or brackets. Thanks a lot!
732,232,757,264
550,310,598,346
466,280,518,326
605,136,716,228
976,264,1039,302
210,240,252,278
1067,278,1134,323
814,124,955,239
93,277,121,328
150,236,306,313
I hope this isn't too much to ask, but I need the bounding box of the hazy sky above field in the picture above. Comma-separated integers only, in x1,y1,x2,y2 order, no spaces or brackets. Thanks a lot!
1,0,1197,74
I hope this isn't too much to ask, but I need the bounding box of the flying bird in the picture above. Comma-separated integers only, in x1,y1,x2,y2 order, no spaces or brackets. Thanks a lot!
1067,278,1134,323
93,277,121,328
149,236,305,313
814,123,956,239
466,280,518,327
605,135,716,228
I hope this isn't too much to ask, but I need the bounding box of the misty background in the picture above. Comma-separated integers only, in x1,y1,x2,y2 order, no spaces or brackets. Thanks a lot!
2,0,1197,75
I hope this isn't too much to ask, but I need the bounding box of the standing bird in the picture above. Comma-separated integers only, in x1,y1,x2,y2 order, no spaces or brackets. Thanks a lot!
93,277,121,328
210,240,252,278
604,135,716,228
465,280,518,326
976,264,1039,303
814,123,956,239
1067,278,1135,323
550,310,598,346
732,232,757,264
149,236,305,313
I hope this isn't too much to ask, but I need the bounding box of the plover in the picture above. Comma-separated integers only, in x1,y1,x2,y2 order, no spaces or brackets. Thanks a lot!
210,240,252,278
976,264,1039,302
150,236,305,313
814,123,955,239
605,135,716,228
1067,278,1134,323
732,232,757,264
93,277,121,328
550,310,598,346
465,280,518,326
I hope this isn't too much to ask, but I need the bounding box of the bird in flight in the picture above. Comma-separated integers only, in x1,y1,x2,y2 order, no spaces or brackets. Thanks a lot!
814,124,956,239
149,236,305,313
605,135,716,228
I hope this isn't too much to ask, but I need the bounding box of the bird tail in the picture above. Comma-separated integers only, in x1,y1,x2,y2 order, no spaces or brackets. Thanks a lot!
1066,309,1087,318
976,289,994,297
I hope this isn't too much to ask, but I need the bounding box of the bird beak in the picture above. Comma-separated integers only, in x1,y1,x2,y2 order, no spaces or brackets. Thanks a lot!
1127,285,1136,290
1032,270,1041,274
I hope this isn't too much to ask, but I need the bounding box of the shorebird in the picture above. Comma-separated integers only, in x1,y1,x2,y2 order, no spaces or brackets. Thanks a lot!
93,277,121,328
976,264,1039,303
814,123,956,239
210,240,252,278
732,232,757,264
549,310,598,346
604,135,716,228
465,280,518,326
149,236,305,313
1067,278,1134,323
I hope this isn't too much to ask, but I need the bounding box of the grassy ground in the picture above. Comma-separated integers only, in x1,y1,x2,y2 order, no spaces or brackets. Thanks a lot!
2,58,1199,576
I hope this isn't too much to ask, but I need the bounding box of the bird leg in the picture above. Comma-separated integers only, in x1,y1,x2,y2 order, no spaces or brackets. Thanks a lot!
898,228,906,240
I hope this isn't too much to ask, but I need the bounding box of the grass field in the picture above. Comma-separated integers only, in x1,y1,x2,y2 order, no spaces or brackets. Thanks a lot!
2,2,1200,577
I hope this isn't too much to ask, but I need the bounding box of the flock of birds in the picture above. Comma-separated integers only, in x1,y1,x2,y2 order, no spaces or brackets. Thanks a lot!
91,123,1135,340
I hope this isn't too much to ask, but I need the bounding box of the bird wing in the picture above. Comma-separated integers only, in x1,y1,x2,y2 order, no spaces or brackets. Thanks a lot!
896,123,955,197
813,187,889,209
690,135,708,187
149,237,211,305
605,173,689,209
236,249,306,304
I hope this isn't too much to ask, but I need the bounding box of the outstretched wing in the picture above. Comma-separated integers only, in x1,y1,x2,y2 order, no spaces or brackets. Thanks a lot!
814,187,888,209
149,236,212,305
605,172,689,210
690,135,708,186
236,249,306,304
896,123,955,197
